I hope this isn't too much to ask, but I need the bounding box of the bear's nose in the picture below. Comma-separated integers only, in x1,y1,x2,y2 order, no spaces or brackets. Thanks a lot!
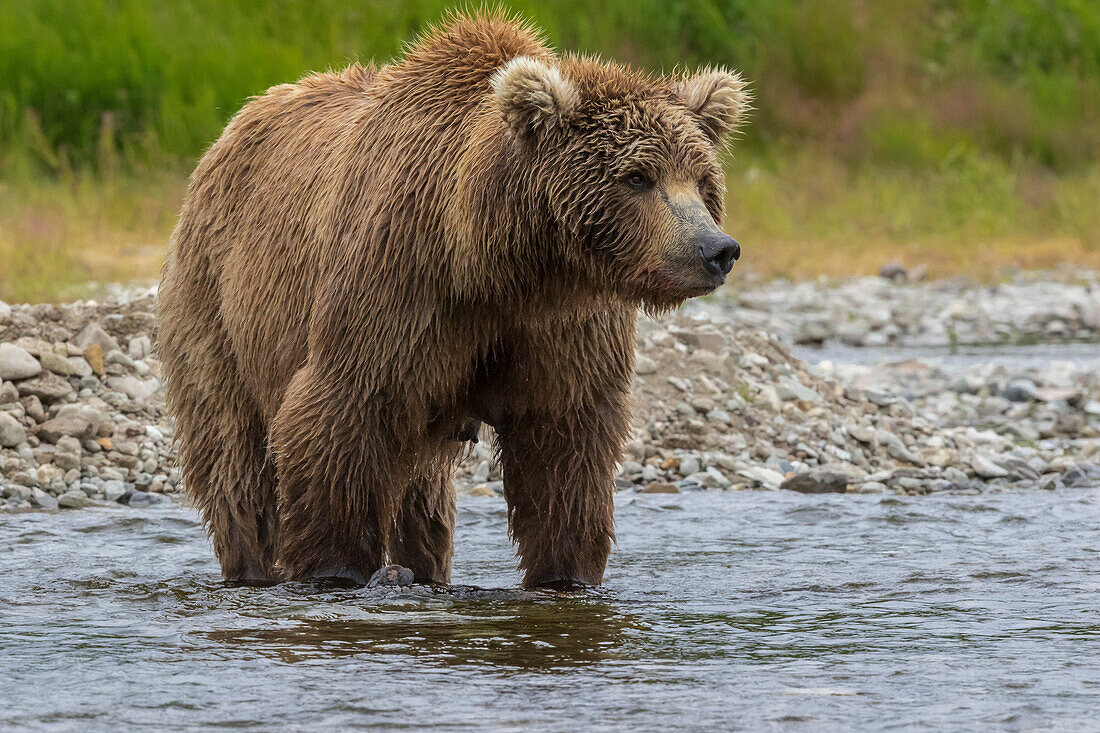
696,231,740,277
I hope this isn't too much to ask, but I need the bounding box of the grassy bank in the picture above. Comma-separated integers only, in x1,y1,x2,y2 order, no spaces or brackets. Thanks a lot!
0,169,178,302
4,151,1098,302
727,148,1100,280
2,0,1099,301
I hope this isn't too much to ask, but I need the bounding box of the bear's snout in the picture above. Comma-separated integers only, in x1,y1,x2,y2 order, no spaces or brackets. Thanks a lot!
695,231,740,277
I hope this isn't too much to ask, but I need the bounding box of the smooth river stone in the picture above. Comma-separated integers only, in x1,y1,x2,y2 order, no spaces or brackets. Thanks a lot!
0,344,42,381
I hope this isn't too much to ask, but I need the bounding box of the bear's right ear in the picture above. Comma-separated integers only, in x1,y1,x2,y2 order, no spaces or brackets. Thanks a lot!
491,56,578,137
673,68,750,147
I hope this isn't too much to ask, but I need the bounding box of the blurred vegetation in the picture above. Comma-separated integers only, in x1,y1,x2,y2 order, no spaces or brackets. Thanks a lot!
2,0,1099,300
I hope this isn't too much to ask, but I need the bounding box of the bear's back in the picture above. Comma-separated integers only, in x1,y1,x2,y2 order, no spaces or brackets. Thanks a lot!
164,14,552,416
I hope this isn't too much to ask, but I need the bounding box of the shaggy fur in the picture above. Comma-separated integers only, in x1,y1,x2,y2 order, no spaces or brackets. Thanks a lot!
157,12,748,587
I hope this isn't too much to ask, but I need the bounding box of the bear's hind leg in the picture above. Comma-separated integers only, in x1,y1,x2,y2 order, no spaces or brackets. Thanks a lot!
161,321,280,584
390,461,457,584
205,410,280,585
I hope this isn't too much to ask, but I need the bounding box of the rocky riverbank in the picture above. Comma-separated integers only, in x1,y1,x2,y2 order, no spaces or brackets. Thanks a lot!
0,288,175,510
3,273,1099,513
702,266,1100,347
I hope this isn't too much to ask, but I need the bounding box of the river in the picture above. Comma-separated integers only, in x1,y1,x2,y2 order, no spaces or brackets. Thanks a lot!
2,489,1098,730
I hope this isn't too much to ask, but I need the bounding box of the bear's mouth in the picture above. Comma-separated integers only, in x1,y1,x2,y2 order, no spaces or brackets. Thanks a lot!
649,268,726,298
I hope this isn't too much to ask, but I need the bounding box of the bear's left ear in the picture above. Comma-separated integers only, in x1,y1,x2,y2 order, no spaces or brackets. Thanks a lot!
673,68,750,146
491,56,578,137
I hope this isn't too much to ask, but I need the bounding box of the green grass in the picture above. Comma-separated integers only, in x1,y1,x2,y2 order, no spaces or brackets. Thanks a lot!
0,166,178,302
3,0,1098,171
725,148,1100,279
4,148,1098,302
1,0,1099,301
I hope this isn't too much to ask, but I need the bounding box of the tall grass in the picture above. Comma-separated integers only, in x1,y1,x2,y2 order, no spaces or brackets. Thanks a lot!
726,148,1100,279
4,148,1097,302
0,168,178,302
3,0,1098,171
1,0,1099,301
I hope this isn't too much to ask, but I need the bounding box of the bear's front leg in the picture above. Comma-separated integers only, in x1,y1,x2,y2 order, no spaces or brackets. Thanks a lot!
271,365,411,583
497,308,636,588
499,403,627,588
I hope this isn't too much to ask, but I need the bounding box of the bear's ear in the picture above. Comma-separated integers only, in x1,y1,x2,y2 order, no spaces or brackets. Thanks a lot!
491,56,578,137
673,68,750,146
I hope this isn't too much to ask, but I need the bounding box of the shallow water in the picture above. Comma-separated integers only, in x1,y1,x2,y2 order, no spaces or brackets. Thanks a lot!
792,340,1100,371
2,491,1099,730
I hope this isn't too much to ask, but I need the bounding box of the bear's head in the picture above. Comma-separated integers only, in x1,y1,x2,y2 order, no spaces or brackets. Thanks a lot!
491,55,749,309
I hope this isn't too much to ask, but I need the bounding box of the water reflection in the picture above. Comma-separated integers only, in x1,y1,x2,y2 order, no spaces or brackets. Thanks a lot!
3,491,1100,730
202,587,639,668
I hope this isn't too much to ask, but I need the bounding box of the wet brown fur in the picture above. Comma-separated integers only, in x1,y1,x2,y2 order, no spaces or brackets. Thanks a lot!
157,12,748,587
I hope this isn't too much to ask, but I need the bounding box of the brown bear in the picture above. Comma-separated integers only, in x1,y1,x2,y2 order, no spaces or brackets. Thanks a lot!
157,12,748,588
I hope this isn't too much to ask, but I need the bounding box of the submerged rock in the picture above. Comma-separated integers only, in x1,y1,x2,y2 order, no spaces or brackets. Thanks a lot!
781,471,849,494
367,564,416,588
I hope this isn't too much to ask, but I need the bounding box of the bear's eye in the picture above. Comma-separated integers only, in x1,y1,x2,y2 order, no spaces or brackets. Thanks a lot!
625,172,655,193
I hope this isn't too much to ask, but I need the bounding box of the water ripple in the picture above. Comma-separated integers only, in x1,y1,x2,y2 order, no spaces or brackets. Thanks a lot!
1,491,1099,730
